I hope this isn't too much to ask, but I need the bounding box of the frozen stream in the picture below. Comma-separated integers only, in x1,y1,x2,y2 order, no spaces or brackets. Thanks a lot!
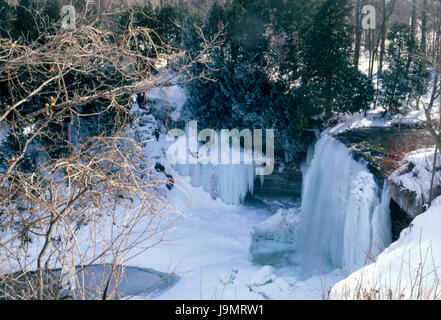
127,133,393,299
129,167,343,299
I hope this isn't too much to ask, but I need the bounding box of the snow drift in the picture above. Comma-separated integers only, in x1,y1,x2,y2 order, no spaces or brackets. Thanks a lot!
331,196,441,300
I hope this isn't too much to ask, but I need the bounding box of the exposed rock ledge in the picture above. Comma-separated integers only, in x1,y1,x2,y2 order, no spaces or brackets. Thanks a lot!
388,181,423,218
335,125,436,219
253,165,302,199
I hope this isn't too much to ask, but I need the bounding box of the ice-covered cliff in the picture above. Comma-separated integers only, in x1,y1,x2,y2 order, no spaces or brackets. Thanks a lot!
294,135,392,272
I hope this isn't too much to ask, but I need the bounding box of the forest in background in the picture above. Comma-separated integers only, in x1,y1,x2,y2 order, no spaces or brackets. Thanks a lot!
2,0,440,167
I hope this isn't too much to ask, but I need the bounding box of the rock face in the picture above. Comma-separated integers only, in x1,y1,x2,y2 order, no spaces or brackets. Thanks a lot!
335,125,437,235
335,126,434,180
388,181,423,218
253,165,302,199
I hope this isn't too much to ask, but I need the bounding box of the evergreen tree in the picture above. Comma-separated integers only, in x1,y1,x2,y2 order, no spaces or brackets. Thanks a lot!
0,130,36,174
299,0,374,120
0,1,15,38
154,4,187,46
121,3,188,56
268,0,313,84
182,0,317,161
15,0,39,41
409,55,430,109
379,23,415,114
183,0,273,130
43,0,61,27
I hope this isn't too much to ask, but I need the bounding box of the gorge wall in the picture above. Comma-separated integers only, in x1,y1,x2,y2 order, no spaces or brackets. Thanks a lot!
335,125,438,237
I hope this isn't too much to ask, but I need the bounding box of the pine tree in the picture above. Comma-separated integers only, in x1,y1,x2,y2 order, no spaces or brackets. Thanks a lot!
182,0,318,161
299,0,374,120
379,23,420,114
154,4,187,47
43,0,61,27
0,1,15,38
183,0,273,130
15,0,39,41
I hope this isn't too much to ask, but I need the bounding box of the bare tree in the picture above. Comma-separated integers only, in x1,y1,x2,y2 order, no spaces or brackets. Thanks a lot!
353,0,363,69
0,4,223,299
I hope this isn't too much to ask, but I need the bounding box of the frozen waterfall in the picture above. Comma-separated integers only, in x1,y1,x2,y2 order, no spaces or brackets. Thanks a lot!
295,135,392,272
175,161,256,205
169,133,261,206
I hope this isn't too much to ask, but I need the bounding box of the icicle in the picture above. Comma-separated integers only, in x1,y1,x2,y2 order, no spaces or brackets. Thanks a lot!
176,160,257,205
295,135,392,272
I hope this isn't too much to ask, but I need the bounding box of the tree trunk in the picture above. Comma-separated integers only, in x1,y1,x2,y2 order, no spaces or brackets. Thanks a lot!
421,0,427,53
411,0,417,37
353,0,362,68
429,145,438,207
377,0,387,78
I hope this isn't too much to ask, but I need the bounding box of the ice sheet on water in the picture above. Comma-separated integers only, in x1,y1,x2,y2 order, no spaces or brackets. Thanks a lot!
56,264,179,300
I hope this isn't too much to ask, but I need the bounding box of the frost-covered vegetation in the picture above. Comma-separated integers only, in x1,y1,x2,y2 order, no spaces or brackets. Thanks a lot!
1,0,441,301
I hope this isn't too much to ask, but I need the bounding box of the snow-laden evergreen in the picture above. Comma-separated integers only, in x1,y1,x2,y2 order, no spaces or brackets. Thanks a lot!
294,135,392,272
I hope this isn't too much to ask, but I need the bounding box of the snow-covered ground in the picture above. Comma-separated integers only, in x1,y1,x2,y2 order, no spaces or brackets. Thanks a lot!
119,86,349,299
114,78,441,300
331,196,441,300
2,61,439,299
126,80,402,300
390,148,440,209
122,121,342,299
126,167,344,300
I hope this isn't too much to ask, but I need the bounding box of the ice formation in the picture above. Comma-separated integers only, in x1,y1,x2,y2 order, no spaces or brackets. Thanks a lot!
175,161,256,205
169,131,263,206
295,135,392,272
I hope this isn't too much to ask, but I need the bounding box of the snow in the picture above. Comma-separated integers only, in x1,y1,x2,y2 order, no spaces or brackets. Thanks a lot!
123,126,342,299
294,135,392,273
251,208,300,246
329,106,439,135
166,125,269,205
390,147,440,209
96,93,438,300
0,122,9,143
331,196,441,300
144,74,187,122
329,109,386,135
250,208,300,264
5,56,437,300
330,61,440,136
128,179,273,299
246,266,295,299
125,89,399,299
127,177,344,299
147,85,187,122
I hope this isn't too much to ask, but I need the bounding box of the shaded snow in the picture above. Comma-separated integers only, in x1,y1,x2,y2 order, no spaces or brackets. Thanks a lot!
147,85,186,121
